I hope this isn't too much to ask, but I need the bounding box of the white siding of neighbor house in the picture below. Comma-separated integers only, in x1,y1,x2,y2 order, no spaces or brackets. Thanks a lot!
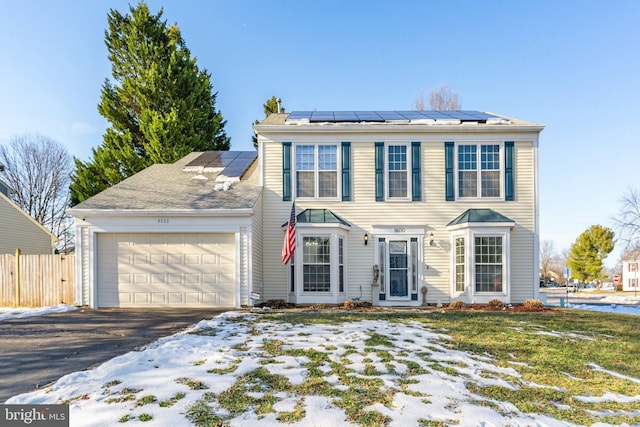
258,129,539,304
0,193,56,254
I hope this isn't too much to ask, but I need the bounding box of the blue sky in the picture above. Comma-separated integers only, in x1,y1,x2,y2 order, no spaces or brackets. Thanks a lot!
1,1,638,265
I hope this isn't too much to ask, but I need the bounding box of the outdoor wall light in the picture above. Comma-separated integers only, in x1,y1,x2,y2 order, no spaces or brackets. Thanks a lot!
429,232,435,246
364,233,369,246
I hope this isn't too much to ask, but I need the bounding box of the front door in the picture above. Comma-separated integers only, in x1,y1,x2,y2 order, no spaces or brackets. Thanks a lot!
389,241,409,298
377,236,420,303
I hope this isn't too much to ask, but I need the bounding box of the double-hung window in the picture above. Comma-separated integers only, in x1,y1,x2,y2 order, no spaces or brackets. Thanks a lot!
457,144,501,199
475,236,503,292
302,236,331,292
387,144,409,199
295,145,338,198
454,237,465,292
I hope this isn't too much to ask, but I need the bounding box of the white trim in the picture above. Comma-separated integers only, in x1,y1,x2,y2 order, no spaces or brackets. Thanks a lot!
67,208,253,217
371,225,425,235
454,142,504,201
448,226,512,304
384,142,412,201
254,123,546,135
290,227,348,305
74,224,84,306
373,232,423,306
446,221,515,232
292,143,341,201
533,136,540,300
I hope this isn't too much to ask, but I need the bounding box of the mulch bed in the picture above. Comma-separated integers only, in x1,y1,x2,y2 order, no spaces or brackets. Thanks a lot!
255,299,557,314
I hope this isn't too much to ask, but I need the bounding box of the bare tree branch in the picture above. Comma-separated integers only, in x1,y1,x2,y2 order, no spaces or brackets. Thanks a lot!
613,187,640,253
429,86,461,110
0,134,73,250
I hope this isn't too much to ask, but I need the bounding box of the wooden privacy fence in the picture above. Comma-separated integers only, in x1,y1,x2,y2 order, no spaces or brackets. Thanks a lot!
0,251,76,307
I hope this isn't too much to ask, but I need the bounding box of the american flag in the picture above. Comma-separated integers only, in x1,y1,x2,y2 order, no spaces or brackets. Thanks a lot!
281,202,296,264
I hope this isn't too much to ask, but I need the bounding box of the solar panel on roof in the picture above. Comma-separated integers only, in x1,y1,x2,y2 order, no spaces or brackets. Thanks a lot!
284,110,501,124
220,152,257,178
354,111,384,121
185,151,221,168
378,111,408,121
333,111,360,122
286,111,312,120
310,111,335,122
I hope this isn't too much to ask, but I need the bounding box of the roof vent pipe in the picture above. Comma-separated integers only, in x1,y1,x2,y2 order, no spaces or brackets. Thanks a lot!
277,98,282,113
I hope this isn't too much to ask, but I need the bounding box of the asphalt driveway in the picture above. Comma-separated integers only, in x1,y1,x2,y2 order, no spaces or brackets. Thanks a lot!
0,307,225,403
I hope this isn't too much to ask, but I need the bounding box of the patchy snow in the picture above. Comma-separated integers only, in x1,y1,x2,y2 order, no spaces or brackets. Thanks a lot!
0,303,76,321
6,309,639,427
4,296,640,426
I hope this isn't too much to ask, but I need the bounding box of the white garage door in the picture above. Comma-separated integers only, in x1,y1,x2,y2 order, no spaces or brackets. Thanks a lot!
97,233,235,308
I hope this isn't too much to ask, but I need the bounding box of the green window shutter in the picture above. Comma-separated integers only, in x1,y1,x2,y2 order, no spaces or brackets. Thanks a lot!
504,141,514,201
341,142,351,201
445,141,454,201
375,142,384,201
282,142,291,201
411,141,421,201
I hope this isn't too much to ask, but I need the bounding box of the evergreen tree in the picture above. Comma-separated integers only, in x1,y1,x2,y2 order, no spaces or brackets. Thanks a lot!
71,2,229,205
567,225,615,285
252,96,284,149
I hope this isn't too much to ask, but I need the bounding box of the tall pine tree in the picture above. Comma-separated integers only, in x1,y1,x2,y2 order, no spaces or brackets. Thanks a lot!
71,2,229,205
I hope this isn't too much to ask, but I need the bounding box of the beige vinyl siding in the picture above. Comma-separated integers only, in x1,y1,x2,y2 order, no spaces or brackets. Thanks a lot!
0,194,55,254
260,133,538,304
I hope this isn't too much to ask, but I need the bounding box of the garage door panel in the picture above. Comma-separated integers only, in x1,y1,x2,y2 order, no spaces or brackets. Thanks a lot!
151,292,166,304
97,233,236,308
218,292,234,306
134,293,149,304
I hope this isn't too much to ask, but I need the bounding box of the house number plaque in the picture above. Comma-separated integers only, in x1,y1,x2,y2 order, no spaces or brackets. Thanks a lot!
157,218,170,224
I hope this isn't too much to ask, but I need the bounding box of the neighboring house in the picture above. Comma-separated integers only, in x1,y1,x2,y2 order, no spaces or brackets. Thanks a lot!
622,260,640,292
0,178,57,254
254,110,544,306
67,151,261,308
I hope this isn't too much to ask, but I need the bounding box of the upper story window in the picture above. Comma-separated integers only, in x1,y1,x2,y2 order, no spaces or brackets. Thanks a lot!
387,145,408,198
295,145,338,199
457,144,501,199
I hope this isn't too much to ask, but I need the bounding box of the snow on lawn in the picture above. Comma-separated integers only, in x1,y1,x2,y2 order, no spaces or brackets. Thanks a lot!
10,310,637,427
0,303,76,321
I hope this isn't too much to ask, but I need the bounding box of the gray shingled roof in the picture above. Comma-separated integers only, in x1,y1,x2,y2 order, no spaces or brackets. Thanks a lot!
70,152,261,211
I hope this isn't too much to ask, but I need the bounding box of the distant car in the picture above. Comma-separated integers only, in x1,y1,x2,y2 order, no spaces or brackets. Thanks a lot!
545,282,557,287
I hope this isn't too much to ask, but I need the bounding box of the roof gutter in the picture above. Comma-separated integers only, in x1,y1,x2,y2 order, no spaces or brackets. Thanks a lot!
254,123,545,135
66,208,254,218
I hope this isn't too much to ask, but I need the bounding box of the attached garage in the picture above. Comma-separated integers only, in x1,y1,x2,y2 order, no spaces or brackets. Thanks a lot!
68,151,262,309
97,233,235,308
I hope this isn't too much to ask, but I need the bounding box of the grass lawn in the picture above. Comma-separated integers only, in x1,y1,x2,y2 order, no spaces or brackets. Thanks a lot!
184,308,640,426
11,307,640,426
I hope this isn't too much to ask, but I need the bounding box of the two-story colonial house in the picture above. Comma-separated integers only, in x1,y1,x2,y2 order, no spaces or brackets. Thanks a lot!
69,109,543,309
254,110,544,306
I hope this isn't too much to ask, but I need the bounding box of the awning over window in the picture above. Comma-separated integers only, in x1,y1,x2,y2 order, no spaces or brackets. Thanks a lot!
447,209,514,227
282,209,351,227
